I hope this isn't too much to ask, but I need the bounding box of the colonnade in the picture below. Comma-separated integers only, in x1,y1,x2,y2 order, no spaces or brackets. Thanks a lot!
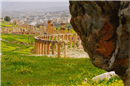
1,27,41,35
35,33,78,58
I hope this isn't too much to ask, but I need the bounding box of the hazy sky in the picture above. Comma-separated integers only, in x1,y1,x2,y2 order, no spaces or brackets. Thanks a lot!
1,0,69,11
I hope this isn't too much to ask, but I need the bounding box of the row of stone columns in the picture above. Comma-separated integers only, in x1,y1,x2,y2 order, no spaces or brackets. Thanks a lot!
12,20,74,35
41,34,71,48
35,39,55,55
35,37,68,58
34,33,78,58
1,27,42,35
1,27,27,33
40,33,78,48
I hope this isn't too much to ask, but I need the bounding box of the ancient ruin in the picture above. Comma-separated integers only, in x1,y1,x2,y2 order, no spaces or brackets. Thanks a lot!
1,19,82,58
69,1,130,86
34,19,79,58
35,33,76,58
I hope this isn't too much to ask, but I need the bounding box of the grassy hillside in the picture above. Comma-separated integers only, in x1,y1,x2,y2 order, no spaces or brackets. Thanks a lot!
1,21,23,28
1,33,123,86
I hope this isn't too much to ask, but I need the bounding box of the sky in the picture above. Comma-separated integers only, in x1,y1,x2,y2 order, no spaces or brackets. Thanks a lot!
1,0,70,11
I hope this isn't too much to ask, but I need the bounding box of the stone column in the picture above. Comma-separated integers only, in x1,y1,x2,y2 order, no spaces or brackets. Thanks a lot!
13,20,16,24
56,36,58,49
46,36,48,40
47,42,50,55
64,35,66,40
58,36,60,41
35,39,37,54
47,20,52,34
42,41,44,54
66,35,68,41
70,35,72,48
51,24,54,34
43,36,45,40
24,21,27,29
39,41,42,54
74,33,77,48
48,36,50,40
63,35,64,40
60,23,66,33
44,42,47,55
36,40,38,54
35,27,37,31
37,40,40,54
38,40,40,54
68,28,71,33
58,42,61,58
16,21,19,26
52,43,55,55
62,35,64,48
64,41,68,58
52,36,54,41
44,36,46,40
56,36,58,41
56,28,59,34
31,25,34,31
40,25,45,31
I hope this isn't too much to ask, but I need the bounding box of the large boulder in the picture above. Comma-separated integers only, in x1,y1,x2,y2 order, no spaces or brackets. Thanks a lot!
69,1,130,86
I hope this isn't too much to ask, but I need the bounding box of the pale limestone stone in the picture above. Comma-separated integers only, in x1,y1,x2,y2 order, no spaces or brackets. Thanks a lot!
92,71,117,81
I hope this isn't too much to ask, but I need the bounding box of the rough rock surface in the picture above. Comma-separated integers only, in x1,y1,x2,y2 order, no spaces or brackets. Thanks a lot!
69,1,130,86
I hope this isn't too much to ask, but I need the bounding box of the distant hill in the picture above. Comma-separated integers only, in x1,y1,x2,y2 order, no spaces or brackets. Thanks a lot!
40,7,69,12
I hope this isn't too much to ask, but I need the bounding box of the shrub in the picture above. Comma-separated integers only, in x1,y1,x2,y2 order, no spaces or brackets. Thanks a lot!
4,16,11,22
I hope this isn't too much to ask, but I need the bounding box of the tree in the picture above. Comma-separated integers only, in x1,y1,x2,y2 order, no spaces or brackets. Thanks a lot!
4,16,11,21
69,1,130,86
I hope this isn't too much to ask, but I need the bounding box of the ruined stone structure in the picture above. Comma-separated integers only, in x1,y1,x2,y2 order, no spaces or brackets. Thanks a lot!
16,21,19,26
34,33,78,58
27,25,34,31
47,20,52,34
60,23,66,33
69,1,130,86
1,27,41,35
68,28,71,33
0,18,4,21
13,20,16,25
12,19,72,35
46,20,68,34
2,20,73,36
51,24,55,34
23,21,28,29
56,28,59,34
40,25,45,31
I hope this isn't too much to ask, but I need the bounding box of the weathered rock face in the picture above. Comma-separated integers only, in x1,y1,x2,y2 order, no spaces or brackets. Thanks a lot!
69,1,130,85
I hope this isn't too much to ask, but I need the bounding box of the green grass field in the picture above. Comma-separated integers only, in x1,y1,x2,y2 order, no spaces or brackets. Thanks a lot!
0,21,123,86
1,33,124,86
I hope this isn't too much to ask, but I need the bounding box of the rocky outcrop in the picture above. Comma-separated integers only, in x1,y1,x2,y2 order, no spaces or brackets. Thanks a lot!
69,1,130,86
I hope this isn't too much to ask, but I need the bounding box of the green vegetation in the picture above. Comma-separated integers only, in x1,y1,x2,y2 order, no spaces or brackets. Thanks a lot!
4,16,11,22
1,21,24,29
1,21,39,31
1,33,123,86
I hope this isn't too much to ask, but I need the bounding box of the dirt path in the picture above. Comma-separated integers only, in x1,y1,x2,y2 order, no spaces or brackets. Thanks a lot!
28,48,89,58
59,48,89,58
